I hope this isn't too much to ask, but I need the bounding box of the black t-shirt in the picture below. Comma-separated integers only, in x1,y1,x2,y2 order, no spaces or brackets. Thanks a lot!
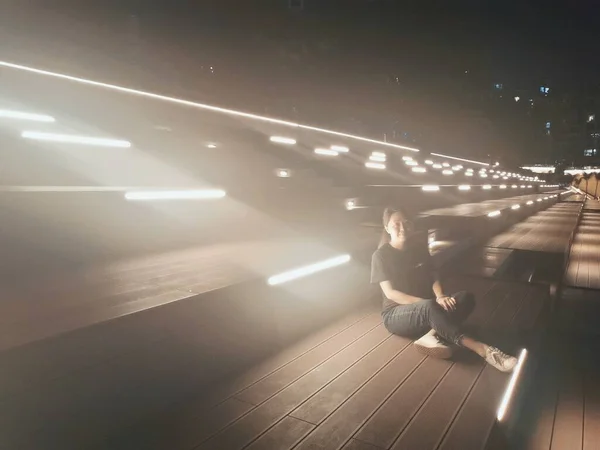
371,242,436,314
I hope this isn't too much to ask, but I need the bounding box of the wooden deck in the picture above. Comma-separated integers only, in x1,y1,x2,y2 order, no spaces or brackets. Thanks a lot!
584,198,600,211
96,276,547,450
486,203,582,254
515,333,600,450
0,234,375,352
565,213,600,289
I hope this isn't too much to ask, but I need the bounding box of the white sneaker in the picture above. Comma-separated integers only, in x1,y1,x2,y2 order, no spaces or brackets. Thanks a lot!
484,346,517,372
413,330,453,359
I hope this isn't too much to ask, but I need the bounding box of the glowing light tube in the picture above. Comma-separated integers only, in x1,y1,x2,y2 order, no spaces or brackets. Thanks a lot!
22,131,131,148
497,349,528,421
125,189,226,200
0,109,55,122
267,254,351,285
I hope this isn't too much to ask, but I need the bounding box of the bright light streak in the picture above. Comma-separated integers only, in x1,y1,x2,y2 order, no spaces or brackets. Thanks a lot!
487,210,501,218
22,131,131,147
372,151,386,157
482,185,492,190
500,185,507,189
425,160,434,165
520,185,526,188
511,204,521,210
544,197,549,200
442,170,454,175
267,254,351,285
430,152,489,166
270,136,297,145
442,163,450,167
433,164,443,169
0,109,55,122
277,169,291,178
422,185,440,192
124,189,226,200
314,148,339,156
527,185,532,188
465,172,473,177
206,143,218,148
480,174,488,178
512,185,518,188
331,145,349,153
412,167,427,173
369,155,386,162
405,160,418,166
345,199,356,210
452,166,462,171
402,156,413,161
493,175,499,179
526,201,534,205
365,162,386,170
0,61,424,152
537,198,543,202
497,349,528,421
458,185,471,191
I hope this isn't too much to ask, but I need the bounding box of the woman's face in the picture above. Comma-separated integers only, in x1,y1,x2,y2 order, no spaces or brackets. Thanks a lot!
386,211,408,241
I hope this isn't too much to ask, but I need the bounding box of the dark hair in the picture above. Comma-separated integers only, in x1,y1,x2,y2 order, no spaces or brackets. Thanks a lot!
378,206,408,248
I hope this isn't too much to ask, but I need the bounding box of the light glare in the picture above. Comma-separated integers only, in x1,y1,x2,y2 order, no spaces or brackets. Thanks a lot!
125,189,226,200
488,210,501,217
314,148,339,156
0,109,55,122
331,145,349,153
422,185,440,192
458,185,471,191
267,254,351,285
22,131,131,147
412,167,427,173
270,136,297,145
365,162,386,170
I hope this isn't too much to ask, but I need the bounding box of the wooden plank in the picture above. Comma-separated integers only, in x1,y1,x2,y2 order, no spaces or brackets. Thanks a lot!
551,367,584,450
289,335,410,425
96,308,374,450
390,361,485,450
234,314,383,405
244,416,315,450
353,357,453,448
438,365,508,450
293,349,439,450
343,439,385,450
197,323,390,449
583,369,600,450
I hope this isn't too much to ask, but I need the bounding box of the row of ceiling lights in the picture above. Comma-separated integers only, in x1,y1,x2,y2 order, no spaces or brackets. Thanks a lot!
270,135,542,182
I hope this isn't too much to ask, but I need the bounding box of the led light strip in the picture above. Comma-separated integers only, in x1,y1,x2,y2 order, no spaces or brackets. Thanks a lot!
0,60,419,152
22,131,131,148
0,109,55,122
267,254,351,285
497,349,528,421
124,189,226,200
430,152,489,166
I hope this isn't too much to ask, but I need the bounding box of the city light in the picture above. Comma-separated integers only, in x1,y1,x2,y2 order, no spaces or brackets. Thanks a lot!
442,169,454,175
482,185,492,190
277,169,291,178
345,199,356,210
497,349,528,421
526,201,534,205
369,155,386,162
412,167,427,173
365,162,386,170
442,163,450,167
314,148,339,156
402,156,413,161
22,131,131,148
206,143,218,148
500,185,507,189
433,164,443,169
480,173,488,178
458,185,471,191
512,185,518,188
0,109,55,122
330,145,349,153
372,151,386,157
267,254,351,285
270,136,297,144
425,160,434,165
125,189,226,201
465,172,473,177
422,185,440,192
487,210,501,218
405,160,418,166
511,204,521,210
537,198,543,202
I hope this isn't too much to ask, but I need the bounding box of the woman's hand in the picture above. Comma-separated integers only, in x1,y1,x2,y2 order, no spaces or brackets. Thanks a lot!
436,296,456,311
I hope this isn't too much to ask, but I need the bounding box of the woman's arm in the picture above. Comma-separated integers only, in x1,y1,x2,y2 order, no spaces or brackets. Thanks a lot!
379,281,423,305
432,278,445,299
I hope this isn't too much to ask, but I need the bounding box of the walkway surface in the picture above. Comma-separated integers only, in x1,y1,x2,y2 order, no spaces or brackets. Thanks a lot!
487,203,581,253
96,276,547,450
0,233,374,352
565,212,600,289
